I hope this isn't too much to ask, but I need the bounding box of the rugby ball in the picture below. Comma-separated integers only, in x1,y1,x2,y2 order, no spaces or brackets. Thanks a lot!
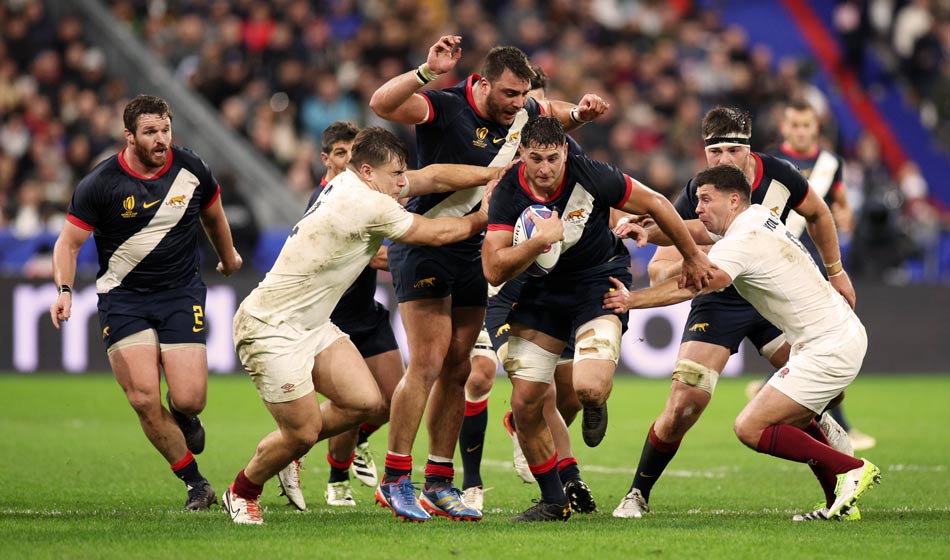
512,204,562,277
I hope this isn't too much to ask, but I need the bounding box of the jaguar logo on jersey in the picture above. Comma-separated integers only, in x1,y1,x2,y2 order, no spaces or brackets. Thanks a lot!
167,194,187,209
121,195,137,218
566,209,586,223
495,323,510,338
102,326,110,339
688,322,709,333
413,276,437,289
472,127,489,148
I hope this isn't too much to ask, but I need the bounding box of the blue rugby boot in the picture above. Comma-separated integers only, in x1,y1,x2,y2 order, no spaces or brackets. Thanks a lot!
375,476,430,522
420,481,482,521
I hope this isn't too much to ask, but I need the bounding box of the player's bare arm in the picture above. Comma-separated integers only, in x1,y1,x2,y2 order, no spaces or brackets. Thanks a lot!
394,182,493,247
617,177,716,290
404,163,505,195
369,245,388,271
617,217,713,248
603,266,733,314
368,35,462,125
482,209,564,286
796,188,856,308
829,184,854,233
199,197,243,277
540,93,610,132
49,221,91,329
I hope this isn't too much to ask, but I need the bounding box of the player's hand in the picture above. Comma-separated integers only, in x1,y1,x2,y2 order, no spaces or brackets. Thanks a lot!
529,208,564,245
613,222,649,247
679,251,717,291
829,270,856,309
50,293,71,329
574,93,610,122
602,276,631,314
427,35,462,75
217,248,243,277
480,178,499,215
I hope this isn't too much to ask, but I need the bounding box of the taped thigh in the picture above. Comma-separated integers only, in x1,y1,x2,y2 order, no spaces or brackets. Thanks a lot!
573,317,621,364
469,327,498,365
503,336,559,384
107,328,159,356
672,359,720,396
758,333,787,361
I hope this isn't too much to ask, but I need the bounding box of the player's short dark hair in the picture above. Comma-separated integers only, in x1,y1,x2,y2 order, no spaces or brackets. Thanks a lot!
520,116,565,150
694,164,751,203
123,94,172,133
322,121,359,153
701,106,752,140
529,65,548,91
482,46,535,84
785,98,817,115
350,127,409,170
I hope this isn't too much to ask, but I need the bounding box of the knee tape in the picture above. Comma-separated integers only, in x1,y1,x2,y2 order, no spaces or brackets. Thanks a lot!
758,333,786,360
469,327,498,365
573,317,622,364
672,359,719,395
503,336,559,384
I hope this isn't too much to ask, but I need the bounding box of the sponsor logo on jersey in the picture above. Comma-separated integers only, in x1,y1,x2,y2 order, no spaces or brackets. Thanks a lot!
143,199,161,209
473,127,489,148
413,276,437,289
281,383,296,393
167,194,187,208
121,195,138,218
688,322,709,333
495,323,510,337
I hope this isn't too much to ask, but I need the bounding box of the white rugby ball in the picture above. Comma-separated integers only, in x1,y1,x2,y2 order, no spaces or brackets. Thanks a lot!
512,204,561,277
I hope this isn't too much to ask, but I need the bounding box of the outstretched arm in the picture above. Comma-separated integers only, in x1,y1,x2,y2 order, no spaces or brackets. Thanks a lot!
617,177,716,290
404,163,505,195
369,35,462,125
539,93,610,132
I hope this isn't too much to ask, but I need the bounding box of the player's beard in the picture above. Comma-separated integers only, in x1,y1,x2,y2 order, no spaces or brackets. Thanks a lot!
133,141,168,170
486,95,517,125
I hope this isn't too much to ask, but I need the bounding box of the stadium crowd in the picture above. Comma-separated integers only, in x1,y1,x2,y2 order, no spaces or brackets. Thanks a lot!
0,0,947,282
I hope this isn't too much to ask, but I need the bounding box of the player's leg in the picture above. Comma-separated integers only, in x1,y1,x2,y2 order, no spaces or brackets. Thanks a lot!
225,391,323,525
459,329,497,508
419,304,484,520
613,340,728,518
553,359,581,426
506,330,571,522
546,360,596,513
312,337,385,442
109,331,214,510
572,315,624,447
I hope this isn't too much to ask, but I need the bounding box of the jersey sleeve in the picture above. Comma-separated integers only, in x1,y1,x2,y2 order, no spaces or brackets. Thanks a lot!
707,236,753,285
774,157,810,208
419,88,456,128
486,170,520,232
66,173,103,230
367,194,415,240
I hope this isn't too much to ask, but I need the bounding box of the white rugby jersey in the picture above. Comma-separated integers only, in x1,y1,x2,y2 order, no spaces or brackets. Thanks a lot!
709,204,861,350
240,169,413,331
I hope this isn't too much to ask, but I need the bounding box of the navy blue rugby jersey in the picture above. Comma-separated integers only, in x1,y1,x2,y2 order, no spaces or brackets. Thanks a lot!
308,178,380,324
487,154,631,283
66,146,220,294
767,144,844,206
404,75,544,256
674,151,810,303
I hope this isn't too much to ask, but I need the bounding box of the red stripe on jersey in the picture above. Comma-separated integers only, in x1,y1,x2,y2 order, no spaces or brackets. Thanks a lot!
518,161,567,202
831,180,844,193
487,224,514,232
118,147,174,180
418,91,436,124
616,174,634,209
66,213,94,231
750,153,765,192
538,101,547,116
202,184,221,209
465,74,490,120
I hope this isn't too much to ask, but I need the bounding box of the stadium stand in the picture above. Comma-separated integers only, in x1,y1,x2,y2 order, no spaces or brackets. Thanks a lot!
1,0,947,282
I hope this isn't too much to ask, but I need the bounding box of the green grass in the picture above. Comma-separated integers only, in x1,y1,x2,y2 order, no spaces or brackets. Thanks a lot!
1,373,948,559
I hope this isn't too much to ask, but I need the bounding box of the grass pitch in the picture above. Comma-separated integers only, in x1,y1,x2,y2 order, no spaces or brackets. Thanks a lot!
1,373,948,559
